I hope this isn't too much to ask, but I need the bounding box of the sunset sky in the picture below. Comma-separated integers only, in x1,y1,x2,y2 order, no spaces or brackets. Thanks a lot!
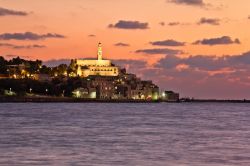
1,0,250,99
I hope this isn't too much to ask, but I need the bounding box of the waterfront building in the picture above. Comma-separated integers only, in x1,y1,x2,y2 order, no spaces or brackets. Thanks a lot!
90,76,116,99
72,87,96,99
162,91,179,102
130,81,159,100
72,43,120,77
113,84,131,99
116,72,159,100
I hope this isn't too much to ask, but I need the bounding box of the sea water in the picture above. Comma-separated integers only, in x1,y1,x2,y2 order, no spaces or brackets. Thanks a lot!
0,103,250,166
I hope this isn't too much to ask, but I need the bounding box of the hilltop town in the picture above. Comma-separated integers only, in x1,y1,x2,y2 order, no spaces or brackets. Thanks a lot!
0,43,179,102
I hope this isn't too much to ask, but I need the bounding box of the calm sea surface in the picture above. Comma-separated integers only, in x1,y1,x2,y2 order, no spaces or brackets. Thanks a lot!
0,103,250,166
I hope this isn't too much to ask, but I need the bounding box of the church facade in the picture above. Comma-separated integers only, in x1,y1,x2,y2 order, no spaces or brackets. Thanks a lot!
74,43,119,77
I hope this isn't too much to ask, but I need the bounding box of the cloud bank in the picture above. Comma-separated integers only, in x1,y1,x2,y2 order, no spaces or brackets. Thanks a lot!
0,7,28,16
0,32,65,40
135,48,182,55
88,34,96,37
168,22,181,26
146,51,250,98
150,39,185,46
193,36,241,46
168,0,205,6
114,43,130,47
109,20,149,29
198,17,221,25
0,43,46,49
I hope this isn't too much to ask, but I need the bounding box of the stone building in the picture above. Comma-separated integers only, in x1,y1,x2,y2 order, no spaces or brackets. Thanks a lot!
90,76,117,99
115,72,159,100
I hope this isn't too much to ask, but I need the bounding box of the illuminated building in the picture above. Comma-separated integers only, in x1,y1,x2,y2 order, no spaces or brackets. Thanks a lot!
74,43,119,77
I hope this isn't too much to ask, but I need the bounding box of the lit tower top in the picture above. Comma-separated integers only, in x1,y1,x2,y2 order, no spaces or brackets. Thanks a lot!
97,42,102,61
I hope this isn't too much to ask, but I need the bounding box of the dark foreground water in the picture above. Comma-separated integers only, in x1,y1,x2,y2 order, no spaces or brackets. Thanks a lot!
0,103,250,166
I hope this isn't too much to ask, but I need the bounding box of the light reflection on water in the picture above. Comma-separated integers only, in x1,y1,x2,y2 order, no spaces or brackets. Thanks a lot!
0,103,250,166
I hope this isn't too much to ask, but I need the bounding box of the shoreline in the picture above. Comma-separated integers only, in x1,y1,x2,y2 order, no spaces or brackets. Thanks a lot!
0,96,160,103
0,96,250,103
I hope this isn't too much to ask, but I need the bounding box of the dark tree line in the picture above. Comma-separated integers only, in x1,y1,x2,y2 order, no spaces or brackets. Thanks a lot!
0,56,77,76
0,77,91,97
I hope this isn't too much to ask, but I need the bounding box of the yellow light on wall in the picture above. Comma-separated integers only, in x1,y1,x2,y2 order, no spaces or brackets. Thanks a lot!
153,94,158,100
76,91,80,98
90,92,96,99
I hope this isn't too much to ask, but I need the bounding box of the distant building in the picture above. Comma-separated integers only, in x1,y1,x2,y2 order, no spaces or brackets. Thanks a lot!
130,80,159,100
90,76,116,99
73,43,120,77
162,91,179,102
117,73,159,100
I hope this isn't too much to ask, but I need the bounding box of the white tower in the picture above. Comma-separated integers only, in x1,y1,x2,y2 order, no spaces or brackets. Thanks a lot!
97,42,102,61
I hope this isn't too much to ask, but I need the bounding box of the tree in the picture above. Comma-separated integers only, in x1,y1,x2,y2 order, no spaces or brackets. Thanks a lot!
27,60,42,73
0,56,8,74
68,59,77,74
9,56,24,65
58,64,68,75
40,65,51,74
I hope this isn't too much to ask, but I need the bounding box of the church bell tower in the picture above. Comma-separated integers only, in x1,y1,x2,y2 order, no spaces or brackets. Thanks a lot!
97,42,102,61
